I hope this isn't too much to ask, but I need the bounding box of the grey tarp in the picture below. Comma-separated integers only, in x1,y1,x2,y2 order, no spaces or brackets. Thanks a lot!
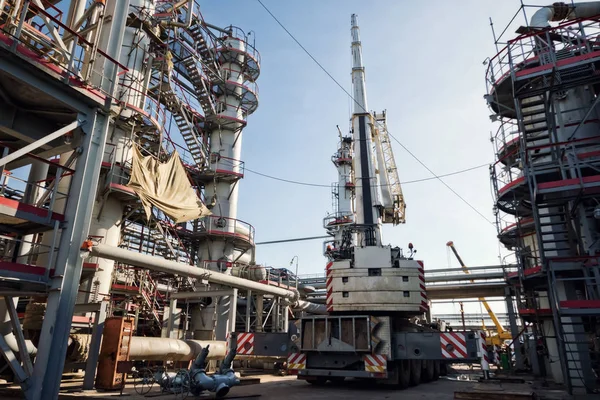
127,146,211,223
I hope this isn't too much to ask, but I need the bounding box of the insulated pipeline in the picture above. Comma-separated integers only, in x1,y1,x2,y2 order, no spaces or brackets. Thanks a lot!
88,244,298,302
530,2,600,28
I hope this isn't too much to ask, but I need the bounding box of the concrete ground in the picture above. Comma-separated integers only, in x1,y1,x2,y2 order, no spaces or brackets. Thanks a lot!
0,368,576,399
56,376,487,400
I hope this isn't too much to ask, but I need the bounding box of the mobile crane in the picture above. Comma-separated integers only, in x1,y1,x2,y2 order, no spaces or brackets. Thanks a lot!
286,14,484,388
446,241,513,346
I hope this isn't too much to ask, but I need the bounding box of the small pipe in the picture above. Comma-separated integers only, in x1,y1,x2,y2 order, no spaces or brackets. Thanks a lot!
194,344,210,369
204,21,232,35
220,333,237,373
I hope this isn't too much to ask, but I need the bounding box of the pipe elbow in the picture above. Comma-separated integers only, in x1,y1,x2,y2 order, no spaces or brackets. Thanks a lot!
530,6,555,28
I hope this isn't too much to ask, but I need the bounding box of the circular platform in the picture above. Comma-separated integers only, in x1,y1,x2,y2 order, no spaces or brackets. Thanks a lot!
215,37,261,82
496,176,532,216
498,217,535,248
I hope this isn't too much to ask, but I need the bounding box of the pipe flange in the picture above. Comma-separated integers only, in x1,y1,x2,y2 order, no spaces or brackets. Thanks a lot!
552,2,571,21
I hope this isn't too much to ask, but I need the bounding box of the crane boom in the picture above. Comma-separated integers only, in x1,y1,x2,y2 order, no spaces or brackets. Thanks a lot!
446,241,508,336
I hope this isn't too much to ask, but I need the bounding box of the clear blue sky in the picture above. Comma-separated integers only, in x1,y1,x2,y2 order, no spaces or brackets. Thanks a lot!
199,1,544,270
199,0,552,318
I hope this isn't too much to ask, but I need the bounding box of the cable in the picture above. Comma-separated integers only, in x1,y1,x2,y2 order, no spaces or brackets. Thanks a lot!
255,0,494,225
386,136,494,224
243,162,490,188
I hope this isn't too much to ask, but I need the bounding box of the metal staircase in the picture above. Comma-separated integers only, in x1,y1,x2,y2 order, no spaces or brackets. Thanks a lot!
547,261,599,393
186,18,222,84
149,82,208,168
182,57,217,117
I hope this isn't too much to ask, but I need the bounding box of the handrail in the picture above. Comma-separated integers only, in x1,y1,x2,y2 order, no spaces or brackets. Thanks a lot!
27,2,129,72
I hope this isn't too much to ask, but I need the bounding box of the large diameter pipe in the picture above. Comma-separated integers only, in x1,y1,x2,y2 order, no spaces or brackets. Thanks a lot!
88,244,298,302
128,337,227,361
293,299,327,315
530,2,600,28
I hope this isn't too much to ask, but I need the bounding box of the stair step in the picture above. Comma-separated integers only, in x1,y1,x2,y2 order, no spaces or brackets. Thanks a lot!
524,135,550,143
521,98,545,108
524,125,549,134
523,116,548,125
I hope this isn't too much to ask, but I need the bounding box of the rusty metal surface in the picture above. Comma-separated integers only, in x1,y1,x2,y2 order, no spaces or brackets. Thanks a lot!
95,317,134,390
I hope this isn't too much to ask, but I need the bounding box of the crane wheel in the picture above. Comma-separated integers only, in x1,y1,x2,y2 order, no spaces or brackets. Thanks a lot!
433,360,440,380
409,359,422,386
306,377,327,386
422,360,435,382
397,360,411,389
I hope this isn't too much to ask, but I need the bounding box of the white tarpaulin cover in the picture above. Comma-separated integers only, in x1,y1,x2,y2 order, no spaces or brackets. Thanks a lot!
127,146,211,223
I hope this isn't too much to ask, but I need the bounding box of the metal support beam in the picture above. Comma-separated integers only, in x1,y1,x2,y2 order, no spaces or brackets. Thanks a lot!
0,119,80,170
229,288,238,335
166,298,177,338
245,290,252,332
82,300,108,390
504,287,525,370
27,110,110,400
255,295,263,332
0,333,27,382
4,297,33,375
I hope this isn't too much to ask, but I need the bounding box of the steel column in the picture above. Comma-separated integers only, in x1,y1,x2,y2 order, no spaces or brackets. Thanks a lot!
82,300,108,390
245,290,252,331
27,110,111,400
255,295,263,332
229,288,238,335
504,287,525,370
4,297,33,375
0,332,27,383
166,298,177,338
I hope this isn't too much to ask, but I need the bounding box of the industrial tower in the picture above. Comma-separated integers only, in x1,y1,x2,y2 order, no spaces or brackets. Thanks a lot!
0,2,324,399
486,2,600,394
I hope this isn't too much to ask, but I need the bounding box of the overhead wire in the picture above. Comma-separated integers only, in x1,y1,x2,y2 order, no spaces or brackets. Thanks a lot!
255,0,494,225
244,163,490,188
213,156,489,188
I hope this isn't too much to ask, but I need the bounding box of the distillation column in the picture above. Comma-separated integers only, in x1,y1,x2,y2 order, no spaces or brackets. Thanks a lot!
77,0,157,304
325,136,354,247
193,29,260,341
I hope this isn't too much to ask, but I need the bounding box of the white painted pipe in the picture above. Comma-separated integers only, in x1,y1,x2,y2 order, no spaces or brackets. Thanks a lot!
293,299,327,315
88,244,298,302
530,2,600,28
128,338,227,361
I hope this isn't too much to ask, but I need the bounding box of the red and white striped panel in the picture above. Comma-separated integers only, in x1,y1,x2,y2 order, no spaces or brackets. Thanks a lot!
236,332,255,355
417,260,428,311
325,261,333,312
440,332,468,359
287,353,307,371
493,345,501,365
363,354,387,373
479,331,490,370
